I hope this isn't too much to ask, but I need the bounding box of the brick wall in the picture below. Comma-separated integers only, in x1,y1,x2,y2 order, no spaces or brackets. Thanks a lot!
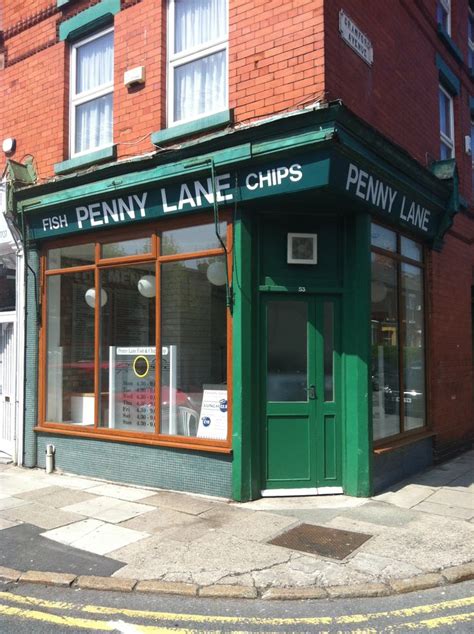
229,0,325,123
325,0,473,201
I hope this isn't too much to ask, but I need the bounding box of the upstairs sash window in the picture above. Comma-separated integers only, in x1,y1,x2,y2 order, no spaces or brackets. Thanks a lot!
168,0,228,125
70,28,114,157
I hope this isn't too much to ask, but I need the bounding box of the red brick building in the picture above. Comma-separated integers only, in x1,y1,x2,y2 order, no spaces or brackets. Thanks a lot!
0,1,472,498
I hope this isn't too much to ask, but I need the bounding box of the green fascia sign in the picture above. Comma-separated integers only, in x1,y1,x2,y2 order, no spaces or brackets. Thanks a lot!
18,104,456,245
25,151,332,240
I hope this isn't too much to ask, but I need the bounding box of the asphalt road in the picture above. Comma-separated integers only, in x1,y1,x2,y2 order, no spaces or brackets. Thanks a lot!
0,579,473,633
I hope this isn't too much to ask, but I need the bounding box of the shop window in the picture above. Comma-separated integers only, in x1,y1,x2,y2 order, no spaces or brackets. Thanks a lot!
70,28,114,157
469,8,474,69
437,0,451,35
41,218,231,451
371,224,426,442
168,0,228,125
0,257,16,311
439,84,454,159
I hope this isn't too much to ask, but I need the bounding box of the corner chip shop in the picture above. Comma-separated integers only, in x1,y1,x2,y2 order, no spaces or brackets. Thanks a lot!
13,104,458,500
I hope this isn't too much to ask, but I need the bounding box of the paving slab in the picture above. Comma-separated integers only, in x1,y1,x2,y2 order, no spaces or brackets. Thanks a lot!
373,484,435,508
240,495,367,512
86,483,157,502
413,500,474,520
42,473,101,490
346,552,423,581
68,523,150,556
338,501,419,527
426,488,474,510
0,518,20,531
199,505,258,528
0,497,29,511
62,496,155,524
447,472,474,492
0,502,84,530
213,510,300,542
264,508,345,525
42,519,106,546
17,487,97,509
142,491,220,515
0,523,124,576
119,507,198,534
359,514,474,572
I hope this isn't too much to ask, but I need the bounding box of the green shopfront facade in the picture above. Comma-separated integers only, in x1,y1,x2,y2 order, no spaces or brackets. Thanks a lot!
15,104,457,500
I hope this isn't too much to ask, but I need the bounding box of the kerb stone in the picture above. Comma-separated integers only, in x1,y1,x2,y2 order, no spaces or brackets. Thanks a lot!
262,586,328,600
199,584,257,599
327,583,390,598
0,566,21,582
76,576,137,592
20,571,76,587
390,573,444,594
442,562,474,584
135,580,198,596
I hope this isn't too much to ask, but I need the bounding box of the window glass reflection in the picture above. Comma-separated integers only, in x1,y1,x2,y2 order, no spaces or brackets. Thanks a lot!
371,225,396,252
98,263,156,433
0,257,16,311
45,271,95,425
161,222,226,256
160,256,227,439
47,244,95,270
400,237,422,262
371,254,400,440
101,237,151,259
402,263,425,431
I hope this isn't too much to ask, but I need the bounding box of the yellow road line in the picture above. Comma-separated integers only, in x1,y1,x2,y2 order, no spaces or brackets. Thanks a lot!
1,592,473,627
387,611,474,630
0,605,205,634
0,604,113,631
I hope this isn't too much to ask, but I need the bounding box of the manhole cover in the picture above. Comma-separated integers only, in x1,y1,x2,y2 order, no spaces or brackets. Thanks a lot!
269,523,372,560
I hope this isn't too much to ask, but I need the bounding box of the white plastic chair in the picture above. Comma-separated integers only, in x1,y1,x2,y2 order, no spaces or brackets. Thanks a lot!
178,406,199,436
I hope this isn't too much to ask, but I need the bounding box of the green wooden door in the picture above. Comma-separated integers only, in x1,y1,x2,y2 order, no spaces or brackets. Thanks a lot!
261,295,341,493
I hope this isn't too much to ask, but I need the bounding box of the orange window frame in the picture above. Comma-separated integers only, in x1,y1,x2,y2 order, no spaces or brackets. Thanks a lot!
36,212,233,454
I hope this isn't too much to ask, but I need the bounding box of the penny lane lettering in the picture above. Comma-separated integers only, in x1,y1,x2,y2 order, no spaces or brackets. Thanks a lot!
345,163,432,232
161,174,233,212
75,193,148,229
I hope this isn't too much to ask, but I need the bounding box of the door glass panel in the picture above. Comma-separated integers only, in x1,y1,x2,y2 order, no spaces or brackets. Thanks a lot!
267,301,307,402
323,302,334,402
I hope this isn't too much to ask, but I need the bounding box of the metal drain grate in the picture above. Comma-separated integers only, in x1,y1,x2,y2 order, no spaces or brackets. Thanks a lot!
269,523,372,560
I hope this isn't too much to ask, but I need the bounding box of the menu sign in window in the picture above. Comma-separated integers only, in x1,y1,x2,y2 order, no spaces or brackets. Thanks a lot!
109,347,156,431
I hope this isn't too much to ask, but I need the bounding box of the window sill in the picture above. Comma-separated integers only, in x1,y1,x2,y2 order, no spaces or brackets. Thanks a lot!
54,145,117,175
373,430,435,455
435,53,460,95
437,24,463,64
151,110,233,146
34,425,232,454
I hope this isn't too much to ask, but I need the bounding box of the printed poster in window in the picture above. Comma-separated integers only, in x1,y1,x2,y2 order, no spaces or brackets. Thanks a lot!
197,388,228,440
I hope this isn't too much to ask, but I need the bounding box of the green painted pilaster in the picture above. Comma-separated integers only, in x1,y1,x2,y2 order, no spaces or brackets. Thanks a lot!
231,210,259,501
23,246,40,468
342,213,372,496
